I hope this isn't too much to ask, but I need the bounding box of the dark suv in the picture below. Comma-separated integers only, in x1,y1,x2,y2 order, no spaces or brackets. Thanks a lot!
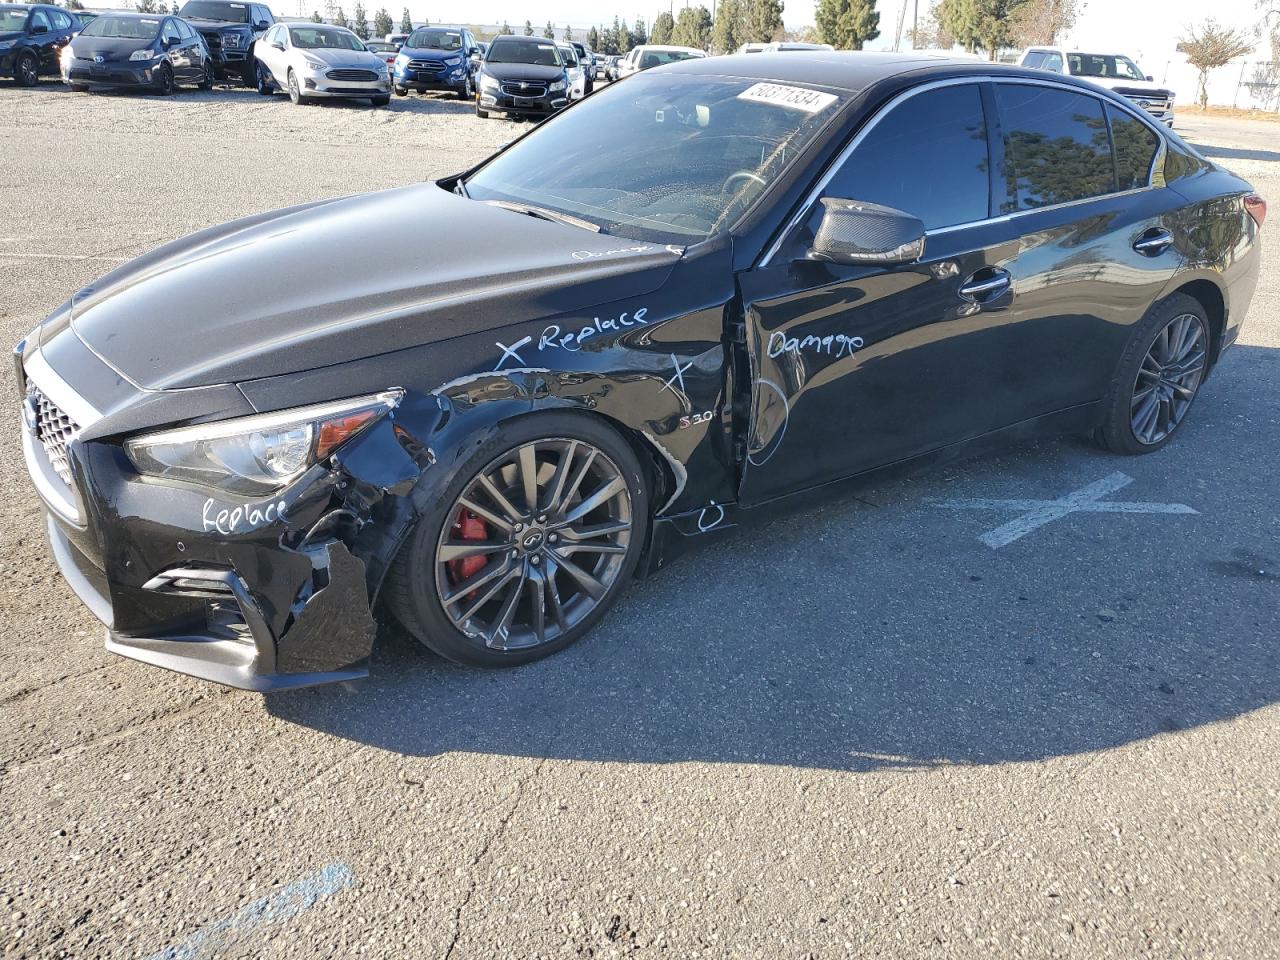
474,34,569,120
178,0,272,84
0,3,79,86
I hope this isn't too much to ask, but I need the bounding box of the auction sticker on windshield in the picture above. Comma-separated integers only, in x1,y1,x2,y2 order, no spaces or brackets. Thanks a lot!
737,82,838,114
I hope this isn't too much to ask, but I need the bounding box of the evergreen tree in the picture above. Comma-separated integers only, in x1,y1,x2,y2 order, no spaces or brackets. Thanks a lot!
500,20,511,34
352,2,369,39
399,7,411,31
616,17,630,53
936,0,1028,57
649,10,674,43
711,0,743,52
523,19,534,35
333,5,349,29
587,25,600,49
632,15,646,45
745,0,786,42
815,0,880,49
374,7,393,37
671,5,713,48
311,9,323,21
543,20,555,39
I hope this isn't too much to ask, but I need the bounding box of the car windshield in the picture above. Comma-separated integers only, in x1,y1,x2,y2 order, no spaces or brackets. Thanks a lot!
406,27,460,50
1068,53,1146,81
639,49,701,69
487,37,561,66
0,6,30,30
465,73,845,244
79,15,161,39
179,1,249,23
290,26,365,50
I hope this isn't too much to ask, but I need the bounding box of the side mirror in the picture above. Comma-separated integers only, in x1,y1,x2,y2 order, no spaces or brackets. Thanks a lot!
1145,74,1153,82
807,198,925,266
469,52,480,64
271,40,284,50
255,20,270,30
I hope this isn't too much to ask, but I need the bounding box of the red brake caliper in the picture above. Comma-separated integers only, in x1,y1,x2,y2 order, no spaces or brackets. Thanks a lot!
447,509,489,593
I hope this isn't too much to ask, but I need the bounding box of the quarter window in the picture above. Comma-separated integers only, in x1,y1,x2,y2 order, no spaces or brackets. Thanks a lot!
995,83,1114,211
1107,105,1160,190
821,83,990,231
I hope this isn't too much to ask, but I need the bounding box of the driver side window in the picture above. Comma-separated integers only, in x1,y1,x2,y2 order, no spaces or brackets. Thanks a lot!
809,83,991,238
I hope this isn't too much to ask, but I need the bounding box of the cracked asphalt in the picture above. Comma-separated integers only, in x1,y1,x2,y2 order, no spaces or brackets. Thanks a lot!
1,88,1278,959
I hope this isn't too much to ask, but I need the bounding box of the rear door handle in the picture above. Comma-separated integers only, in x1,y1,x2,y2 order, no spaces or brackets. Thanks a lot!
1133,228,1174,256
958,268,1012,303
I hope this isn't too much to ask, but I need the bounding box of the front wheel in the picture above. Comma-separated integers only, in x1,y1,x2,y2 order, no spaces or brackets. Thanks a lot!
14,51,38,86
457,73,472,99
1096,292,1210,455
385,413,650,667
287,68,307,105
67,81,89,92
154,63,175,95
199,59,214,90
394,84,407,96
475,96,488,118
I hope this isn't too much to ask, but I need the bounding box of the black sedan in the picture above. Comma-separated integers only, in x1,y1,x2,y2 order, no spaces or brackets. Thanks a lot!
0,3,79,85
17,54,1264,690
61,12,211,93
474,33,569,119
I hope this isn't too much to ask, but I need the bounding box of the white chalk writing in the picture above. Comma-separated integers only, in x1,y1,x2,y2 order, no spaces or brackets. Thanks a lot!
767,330,864,360
202,497,287,536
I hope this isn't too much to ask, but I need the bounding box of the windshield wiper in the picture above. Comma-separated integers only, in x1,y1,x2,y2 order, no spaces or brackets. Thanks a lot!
482,199,602,233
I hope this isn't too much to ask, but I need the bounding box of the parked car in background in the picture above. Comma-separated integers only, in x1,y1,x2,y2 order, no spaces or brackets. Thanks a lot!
393,24,478,99
179,0,272,85
365,38,396,72
255,22,390,106
474,34,569,120
603,53,620,81
735,42,768,54
62,12,211,94
1019,47,1174,127
72,9,98,28
384,32,407,46
19,54,1262,690
761,41,833,52
557,41,583,99
0,3,80,86
569,40,593,93
616,44,705,80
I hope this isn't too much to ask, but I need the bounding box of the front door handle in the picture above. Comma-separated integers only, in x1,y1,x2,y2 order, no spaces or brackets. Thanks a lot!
1133,228,1174,256
958,268,1012,304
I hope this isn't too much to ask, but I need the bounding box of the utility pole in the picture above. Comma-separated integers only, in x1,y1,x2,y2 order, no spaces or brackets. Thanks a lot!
912,0,918,49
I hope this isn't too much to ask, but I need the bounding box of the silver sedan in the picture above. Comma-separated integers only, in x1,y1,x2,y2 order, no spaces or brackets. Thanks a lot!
254,22,391,106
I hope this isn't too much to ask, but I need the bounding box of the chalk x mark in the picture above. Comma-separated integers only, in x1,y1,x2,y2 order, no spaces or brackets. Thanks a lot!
147,862,354,960
661,353,694,397
493,336,532,371
931,471,1198,548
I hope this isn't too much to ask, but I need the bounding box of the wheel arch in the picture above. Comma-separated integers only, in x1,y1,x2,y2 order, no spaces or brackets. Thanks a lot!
1168,277,1227,370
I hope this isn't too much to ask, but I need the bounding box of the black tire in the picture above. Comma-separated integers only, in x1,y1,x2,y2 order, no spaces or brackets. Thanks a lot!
155,63,175,95
1096,292,1211,455
287,68,306,105
255,61,273,95
457,73,472,99
199,59,214,90
475,96,487,118
385,412,650,668
394,85,407,96
371,93,390,106
14,51,38,86
67,81,89,92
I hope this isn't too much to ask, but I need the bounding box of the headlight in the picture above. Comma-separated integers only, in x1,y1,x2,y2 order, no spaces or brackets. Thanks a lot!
302,54,326,71
479,73,499,91
125,391,402,494
224,32,242,48
394,52,408,67
549,79,566,93
444,54,461,65
129,48,157,61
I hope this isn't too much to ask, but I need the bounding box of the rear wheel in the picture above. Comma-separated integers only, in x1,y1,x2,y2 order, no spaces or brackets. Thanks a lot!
386,413,649,667
1096,292,1210,455
14,51,38,86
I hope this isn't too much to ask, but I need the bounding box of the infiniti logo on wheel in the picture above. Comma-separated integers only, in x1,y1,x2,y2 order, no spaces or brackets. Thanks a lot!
522,531,544,550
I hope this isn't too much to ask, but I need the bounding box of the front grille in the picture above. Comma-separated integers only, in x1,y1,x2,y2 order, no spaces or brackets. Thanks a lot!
1124,95,1170,114
199,30,221,48
408,59,445,72
502,80,547,97
27,383,77,487
326,68,378,82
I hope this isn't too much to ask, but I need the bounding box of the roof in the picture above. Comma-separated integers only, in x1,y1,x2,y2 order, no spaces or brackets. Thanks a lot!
663,51,1045,93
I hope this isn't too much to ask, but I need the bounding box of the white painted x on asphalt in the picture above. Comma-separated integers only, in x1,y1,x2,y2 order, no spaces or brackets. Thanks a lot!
931,471,1199,548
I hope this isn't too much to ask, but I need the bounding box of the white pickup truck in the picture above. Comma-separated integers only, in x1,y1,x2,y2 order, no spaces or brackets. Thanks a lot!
1019,47,1174,127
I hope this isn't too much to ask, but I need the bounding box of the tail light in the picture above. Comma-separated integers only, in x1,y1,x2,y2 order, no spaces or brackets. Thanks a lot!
1244,194,1266,228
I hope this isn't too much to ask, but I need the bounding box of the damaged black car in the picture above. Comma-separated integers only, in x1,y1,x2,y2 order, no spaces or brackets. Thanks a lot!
18,53,1264,690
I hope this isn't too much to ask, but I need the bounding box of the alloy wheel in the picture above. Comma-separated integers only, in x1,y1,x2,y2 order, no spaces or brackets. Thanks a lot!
433,438,633,651
1130,312,1207,445
17,53,37,86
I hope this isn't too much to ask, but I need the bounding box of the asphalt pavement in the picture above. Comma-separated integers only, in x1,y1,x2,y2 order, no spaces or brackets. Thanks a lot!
1,87,1277,959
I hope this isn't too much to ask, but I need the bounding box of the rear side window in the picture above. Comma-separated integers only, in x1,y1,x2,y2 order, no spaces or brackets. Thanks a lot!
1107,105,1160,190
824,83,990,230
995,83,1114,211
51,10,72,28
162,18,181,42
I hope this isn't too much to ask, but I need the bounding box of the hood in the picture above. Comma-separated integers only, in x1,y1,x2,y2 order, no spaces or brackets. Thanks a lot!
482,61,565,83
72,36,156,58
1078,75,1171,98
302,46,382,68
0,30,22,42
60,184,682,391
